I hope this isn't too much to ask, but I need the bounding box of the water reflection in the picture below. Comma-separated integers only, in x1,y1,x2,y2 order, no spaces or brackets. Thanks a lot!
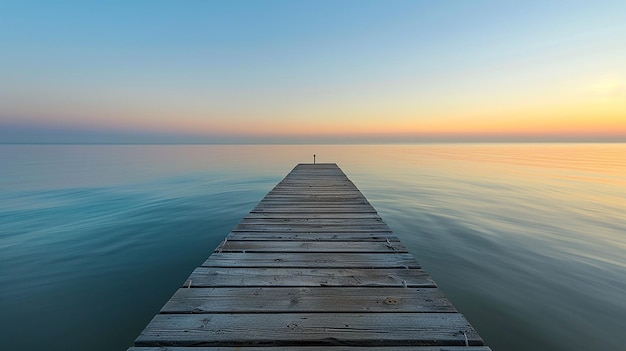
0,143,624,351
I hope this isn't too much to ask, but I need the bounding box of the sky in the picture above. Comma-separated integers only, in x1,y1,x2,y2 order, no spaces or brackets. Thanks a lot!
1,0,625,143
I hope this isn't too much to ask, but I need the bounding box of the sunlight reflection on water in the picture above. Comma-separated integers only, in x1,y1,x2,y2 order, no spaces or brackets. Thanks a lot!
0,143,624,351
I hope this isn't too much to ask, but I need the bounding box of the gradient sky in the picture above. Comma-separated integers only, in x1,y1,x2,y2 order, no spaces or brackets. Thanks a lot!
1,0,625,143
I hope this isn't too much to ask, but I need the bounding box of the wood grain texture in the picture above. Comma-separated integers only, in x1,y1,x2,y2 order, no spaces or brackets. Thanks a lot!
239,218,386,225
217,241,408,253
250,209,377,214
244,213,381,219
129,347,492,351
161,287,455,313
201,252,420,268
134,313,483,347
225,232,400,241
233,224,392,232
186,267,436,287
252,209,376,214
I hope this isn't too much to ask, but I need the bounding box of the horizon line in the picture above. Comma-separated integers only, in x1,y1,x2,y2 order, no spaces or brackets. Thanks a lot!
2,140,625,146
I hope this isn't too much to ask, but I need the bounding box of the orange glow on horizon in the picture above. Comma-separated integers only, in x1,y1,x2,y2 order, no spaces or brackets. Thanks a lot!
176,104,626,139
5,84,624,141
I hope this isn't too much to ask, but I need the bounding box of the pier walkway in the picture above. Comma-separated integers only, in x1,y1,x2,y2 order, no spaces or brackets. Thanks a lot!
129,163,490,350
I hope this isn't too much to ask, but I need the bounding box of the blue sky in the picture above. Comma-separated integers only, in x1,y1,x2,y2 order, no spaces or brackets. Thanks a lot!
1,0,625,143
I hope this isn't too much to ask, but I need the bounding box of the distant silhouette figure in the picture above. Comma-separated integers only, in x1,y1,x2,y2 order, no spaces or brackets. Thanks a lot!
313,154,316,164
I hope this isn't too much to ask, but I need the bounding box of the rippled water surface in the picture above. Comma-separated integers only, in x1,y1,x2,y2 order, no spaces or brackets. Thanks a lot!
1,144,624,350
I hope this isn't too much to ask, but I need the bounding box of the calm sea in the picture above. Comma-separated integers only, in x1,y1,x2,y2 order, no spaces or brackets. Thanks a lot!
0,144,624,350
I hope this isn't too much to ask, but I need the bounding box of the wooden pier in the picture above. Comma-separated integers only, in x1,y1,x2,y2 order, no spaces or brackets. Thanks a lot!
129,163,490,350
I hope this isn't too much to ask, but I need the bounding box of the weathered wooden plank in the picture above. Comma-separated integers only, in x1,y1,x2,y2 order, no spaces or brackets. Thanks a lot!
254,203,374,207
276,179,353,182
277,177,352,180
279,175,351,177
244,212,382,219
201,252,419,268
257,199,373,209
276,180,352,183
270,187,359,193
270,189,362,192
186,267,435,287
271,184,355,186
239,219,385,225
279,172,349,176
134,313,483,347
129,348,493,351
258,200,369,205
264,194,362,197
273,185,358,188
225,232,400,241
274,184,357,187
274,179,353,182
239,219,386,225
251,208,379,213
273,183,356,187
217,241,408,253
281,172,348,175
257,201,371,205
271,180,354,182
255,205,372,209
259,197,368,202
267,192,365,196
260,196,365,206
271,185,358,188
284,164,341,169
234,224,390,232
275,183,354,186
265,190,361,193
250,209,377,215
161,287,455,313
230,231,394,237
